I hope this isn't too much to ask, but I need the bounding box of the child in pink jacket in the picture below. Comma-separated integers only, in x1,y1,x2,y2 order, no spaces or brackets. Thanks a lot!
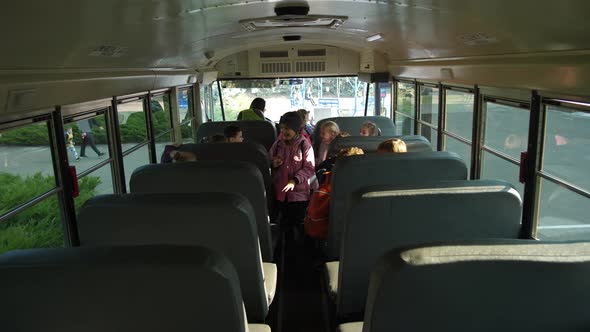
270,111,316,236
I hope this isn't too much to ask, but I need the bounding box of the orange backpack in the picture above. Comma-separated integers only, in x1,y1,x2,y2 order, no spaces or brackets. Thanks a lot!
304,173,331,239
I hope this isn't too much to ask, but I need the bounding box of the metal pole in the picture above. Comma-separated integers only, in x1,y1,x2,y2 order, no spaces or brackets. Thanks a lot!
414,81,419,135
521,90,544,239
145,95,157,164
364,82,370,116
354,78,358,115
51,107,80,246
217,81,226,121
470,85,482,179
437,83,445,151
375,83,382,116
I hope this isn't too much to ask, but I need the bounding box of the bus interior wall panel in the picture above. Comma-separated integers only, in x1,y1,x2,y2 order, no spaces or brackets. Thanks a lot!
390,53,590,99
0,70,193,116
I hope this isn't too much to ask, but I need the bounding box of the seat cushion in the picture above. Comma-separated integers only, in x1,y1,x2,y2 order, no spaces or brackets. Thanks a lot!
364,240,590,332
263,262,277,305
248,324,272,332
338,322,363,332
325,261,339,299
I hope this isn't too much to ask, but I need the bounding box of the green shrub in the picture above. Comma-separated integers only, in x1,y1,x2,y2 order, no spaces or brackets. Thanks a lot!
0,173,101,255
0,117,109,146
180,122,193,142
0,124,50,146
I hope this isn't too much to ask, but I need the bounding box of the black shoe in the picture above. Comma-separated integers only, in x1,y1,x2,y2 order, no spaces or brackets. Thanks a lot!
97,152,105,157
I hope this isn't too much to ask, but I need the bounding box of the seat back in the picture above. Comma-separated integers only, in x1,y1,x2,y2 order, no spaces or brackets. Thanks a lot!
129,161,273,262
76,193,269,323
327,152,468,258
327,135,431,157
196,120,277,150
364,240,590,332
337,180,522,318
0,245,247,332
178,142,271,192
313,116,395,150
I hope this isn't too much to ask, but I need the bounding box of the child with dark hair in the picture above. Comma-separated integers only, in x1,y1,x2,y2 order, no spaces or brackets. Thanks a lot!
278,109,312,143
224,125,243,143
297,108,315,137
270,111,315,239
237,97,266,121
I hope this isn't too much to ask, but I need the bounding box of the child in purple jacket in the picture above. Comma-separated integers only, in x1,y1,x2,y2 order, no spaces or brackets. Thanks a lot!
270,111,316,236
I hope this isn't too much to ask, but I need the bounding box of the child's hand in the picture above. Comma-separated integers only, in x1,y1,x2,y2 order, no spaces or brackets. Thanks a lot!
282,180,296,192
272,156,283,168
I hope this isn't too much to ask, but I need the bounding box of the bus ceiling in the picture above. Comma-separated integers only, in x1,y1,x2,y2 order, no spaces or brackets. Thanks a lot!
0,1,588,97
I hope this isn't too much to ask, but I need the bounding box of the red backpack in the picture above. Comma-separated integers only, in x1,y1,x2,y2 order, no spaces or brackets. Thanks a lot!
304,173,331,239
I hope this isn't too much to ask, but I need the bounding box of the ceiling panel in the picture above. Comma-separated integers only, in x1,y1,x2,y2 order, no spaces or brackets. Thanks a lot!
0,0,588,70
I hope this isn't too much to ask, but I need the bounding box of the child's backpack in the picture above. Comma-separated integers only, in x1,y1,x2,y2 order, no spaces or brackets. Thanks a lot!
304,172,331,239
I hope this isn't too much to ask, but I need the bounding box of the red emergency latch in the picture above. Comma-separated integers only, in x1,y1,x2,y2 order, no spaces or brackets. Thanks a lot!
518,152,528,184
69,166,80,198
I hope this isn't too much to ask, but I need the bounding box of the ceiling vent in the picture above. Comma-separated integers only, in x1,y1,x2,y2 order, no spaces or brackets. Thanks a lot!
261,62,292,74
295,61,326,73
297,49,326,57
260,50,289,58
240,15,347,31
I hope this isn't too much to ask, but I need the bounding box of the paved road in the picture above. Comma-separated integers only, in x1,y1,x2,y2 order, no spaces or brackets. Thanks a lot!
0,143,169,195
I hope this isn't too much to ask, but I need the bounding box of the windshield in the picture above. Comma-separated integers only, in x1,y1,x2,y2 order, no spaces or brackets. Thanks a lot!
218,77,385,122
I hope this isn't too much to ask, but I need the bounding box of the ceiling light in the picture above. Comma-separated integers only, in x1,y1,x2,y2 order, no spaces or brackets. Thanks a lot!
366,34,383,42
240,15,347,32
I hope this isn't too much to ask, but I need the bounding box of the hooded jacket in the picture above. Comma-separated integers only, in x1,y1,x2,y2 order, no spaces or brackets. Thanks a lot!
270,134,315,202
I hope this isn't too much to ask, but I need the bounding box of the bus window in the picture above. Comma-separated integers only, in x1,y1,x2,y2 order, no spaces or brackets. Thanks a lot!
443,89,474,173
445,89,474,140
151,93,175,161
536,104,590,240
395,82,415,135
64,114,109,174
200,84,209,121
418,85,440,149
63,112,115,205
377,82,392,119
0,121,63,253
480,101,529,197
123,144,150,190
178,88,195,143
0,121,55,210
117,98,150,190
218,77,367,123
365,83,376,116
118,99,148,151
0,195,62,254
444,135,472,173
212,84,223,121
